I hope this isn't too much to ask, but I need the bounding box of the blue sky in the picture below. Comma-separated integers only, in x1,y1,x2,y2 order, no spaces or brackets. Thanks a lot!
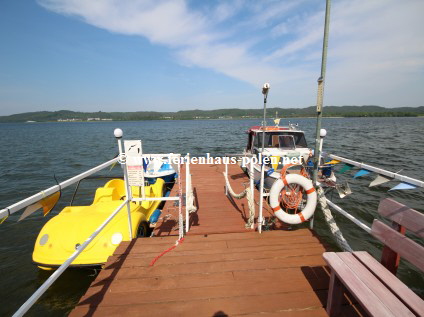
0,0,423,115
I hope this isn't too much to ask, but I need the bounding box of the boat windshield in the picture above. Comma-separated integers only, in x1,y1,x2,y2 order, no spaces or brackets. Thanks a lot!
255,132,307,148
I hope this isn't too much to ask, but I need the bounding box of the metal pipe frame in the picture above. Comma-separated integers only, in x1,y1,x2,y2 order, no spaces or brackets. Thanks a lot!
0,158,118,220
131,197,179,202
177,156,183,239
326,199,371,234
117,138,133,240
249,159,255,229
13,199,129,317
185,153,190,233
328,154,424,188
313,0,331,186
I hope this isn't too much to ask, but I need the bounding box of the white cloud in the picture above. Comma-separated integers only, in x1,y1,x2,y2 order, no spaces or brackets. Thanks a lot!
38,0,424,107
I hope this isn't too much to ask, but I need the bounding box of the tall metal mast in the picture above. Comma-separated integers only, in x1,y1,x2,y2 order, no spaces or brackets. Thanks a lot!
313,0,331,186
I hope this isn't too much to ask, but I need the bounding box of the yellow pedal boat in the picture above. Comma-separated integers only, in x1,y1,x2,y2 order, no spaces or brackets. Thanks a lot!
33,178,164,269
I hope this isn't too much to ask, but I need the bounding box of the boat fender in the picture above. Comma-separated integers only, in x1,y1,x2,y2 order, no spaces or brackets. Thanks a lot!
149,209,162,223
266,168,275,176
269,174,317,224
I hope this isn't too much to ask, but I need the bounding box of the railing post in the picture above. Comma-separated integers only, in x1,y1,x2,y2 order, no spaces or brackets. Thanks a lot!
114,129,133,240
258,156,265,234
177,155,184,239
141,154,146,201
225,158,228,196
249,158,255,229
185,153,190,233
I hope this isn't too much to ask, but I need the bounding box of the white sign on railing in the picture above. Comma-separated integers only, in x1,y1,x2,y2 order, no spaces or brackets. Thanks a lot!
124,140,144,186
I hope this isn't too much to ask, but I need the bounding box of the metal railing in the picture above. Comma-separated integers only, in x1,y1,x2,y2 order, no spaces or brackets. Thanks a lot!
7,130,191,316
322,153,423,235
185,153,196,233
325,199,371,234
0,157,118,220
13,199,129,317
328,154,424,188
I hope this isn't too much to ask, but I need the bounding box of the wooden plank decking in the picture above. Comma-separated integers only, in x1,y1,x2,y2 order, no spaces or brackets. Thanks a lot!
153,163,255,237
71,164,364,316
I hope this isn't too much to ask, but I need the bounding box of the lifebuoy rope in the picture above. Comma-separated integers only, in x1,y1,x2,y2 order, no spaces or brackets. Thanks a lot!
279,164,309,211
269,173,317,225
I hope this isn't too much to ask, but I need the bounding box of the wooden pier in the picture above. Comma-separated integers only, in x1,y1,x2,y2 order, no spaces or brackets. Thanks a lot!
71,164,365,316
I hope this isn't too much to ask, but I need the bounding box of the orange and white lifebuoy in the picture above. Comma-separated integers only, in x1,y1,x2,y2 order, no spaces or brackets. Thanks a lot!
269,174,317,224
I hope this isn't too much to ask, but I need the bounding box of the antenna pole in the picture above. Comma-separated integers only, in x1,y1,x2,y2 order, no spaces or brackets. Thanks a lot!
313,0,331,186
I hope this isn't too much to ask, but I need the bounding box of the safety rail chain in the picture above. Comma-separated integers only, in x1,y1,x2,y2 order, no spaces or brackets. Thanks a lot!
5,130,193,317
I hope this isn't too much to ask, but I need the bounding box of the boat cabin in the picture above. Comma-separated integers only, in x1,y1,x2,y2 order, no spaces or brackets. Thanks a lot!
246,126,308,155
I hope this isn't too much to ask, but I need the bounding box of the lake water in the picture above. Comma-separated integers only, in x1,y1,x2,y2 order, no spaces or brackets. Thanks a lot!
0,117,423,316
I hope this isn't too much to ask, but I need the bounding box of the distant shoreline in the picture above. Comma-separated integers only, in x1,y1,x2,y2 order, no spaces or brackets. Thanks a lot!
0,116,420,124
1,105,423,123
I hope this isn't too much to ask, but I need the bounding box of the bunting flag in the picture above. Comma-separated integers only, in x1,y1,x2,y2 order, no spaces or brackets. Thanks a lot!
389,182,418,191
325,160,341,165
353,169,371,179
0,215,8,224
369,174,392,187
271,156,280,170
266,168,275,176
338,163,354,174
336,182,352,198
109,160,118,171
109,152,120,171
18,191,61,221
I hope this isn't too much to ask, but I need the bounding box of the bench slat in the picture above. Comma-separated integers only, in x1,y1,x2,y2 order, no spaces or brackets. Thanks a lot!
337,252,415,317
372,220,424,271
353,251,424,316
323,252,397,317
378,198,424,238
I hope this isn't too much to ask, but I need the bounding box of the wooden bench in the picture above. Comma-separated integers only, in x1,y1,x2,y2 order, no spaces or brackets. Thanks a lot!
323,198,424,316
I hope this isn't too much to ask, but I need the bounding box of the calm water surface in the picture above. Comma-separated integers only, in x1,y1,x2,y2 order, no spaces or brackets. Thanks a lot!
0,117,423,316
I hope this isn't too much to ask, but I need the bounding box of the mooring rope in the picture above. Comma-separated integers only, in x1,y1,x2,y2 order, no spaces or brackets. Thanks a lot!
150,238,185,266
222,172,255,228
186,171,197,214
317,186,353,252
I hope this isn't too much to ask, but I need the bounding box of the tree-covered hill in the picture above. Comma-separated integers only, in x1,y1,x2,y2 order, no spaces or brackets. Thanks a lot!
0,105,423,123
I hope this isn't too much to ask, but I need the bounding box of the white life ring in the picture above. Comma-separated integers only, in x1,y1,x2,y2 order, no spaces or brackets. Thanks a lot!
269,174,317,224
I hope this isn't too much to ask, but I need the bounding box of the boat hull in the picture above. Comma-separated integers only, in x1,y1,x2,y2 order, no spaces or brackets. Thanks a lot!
32,178,164,268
